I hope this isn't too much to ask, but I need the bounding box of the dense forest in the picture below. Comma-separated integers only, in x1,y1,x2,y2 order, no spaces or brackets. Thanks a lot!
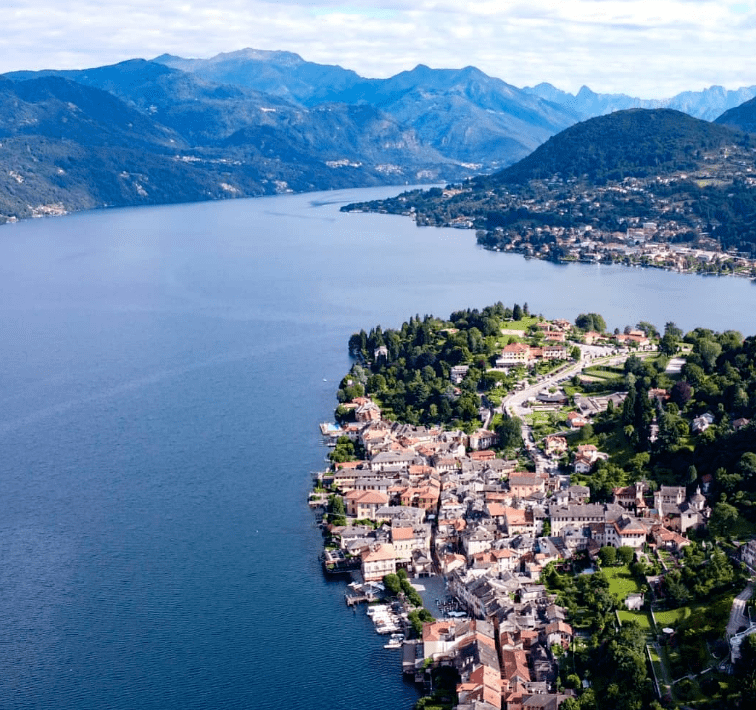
482,109,750,184
341,302,552,437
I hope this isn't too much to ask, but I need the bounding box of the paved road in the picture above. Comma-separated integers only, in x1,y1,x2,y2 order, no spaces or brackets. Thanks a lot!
727,581,754,637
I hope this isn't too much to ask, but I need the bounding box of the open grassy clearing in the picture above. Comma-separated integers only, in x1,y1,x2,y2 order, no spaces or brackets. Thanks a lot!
500,316,541,331
583,365,624,378
654,605,700,628
603,564,643,599
618,609,654,632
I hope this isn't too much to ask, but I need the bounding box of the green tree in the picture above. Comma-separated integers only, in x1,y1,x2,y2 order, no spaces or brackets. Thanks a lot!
699,338,722,373
709,501,739,537
383,573,402,595
330,494,345,517
659,332,679,356
664,321,683,339
617,546,634,566
497,416,523,450
575,313,607,332
512,303,523,321
599,546,617,566
682,361,706,387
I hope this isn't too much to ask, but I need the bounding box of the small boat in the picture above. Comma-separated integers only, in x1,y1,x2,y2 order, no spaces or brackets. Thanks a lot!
384,638,403,649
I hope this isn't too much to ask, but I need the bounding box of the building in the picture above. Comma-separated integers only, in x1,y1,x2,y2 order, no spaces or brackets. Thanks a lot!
498,343,532,366
344,489,389,519
361,543,396,581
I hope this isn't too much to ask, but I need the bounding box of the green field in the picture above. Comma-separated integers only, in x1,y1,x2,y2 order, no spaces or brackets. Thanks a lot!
603,565,643,599
582,366,624,379
618,610,653,632
500,316,541,331
654,605,700,628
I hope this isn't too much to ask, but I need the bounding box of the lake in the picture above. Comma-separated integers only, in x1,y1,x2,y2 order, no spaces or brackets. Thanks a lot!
0,186,754,709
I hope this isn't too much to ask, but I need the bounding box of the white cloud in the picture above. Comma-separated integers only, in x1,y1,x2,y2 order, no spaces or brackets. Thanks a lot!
1,0,755,97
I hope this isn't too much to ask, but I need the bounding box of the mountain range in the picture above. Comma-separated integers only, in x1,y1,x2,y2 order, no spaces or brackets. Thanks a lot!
524,83,756,122
1,47,755,225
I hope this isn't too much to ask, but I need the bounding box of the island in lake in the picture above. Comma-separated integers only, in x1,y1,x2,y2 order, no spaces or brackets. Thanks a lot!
312,303,756,710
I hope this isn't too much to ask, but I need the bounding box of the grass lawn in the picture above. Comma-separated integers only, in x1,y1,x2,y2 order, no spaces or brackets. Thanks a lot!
730,516,756,539
501,316,541,331
654,606,697,628
583,366,624,378
525,411,568,429
647,644,669,692
618,610,654,633
603,564,642,600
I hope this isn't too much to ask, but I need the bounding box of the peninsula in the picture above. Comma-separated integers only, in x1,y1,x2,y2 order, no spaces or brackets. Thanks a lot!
312,303,756,710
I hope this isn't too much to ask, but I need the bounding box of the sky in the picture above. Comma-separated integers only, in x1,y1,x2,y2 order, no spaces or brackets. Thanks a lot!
4,0,756,98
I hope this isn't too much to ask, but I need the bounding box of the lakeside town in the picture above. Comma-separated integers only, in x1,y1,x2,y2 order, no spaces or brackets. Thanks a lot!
310,309,756,710
345,141,756,279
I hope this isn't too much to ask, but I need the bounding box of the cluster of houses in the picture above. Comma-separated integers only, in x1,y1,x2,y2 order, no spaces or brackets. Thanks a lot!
317,395,713,710
494,321,574,369
464,167,756,276
418,615,573,710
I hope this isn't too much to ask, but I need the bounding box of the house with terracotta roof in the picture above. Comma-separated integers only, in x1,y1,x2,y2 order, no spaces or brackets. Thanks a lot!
486,501,508,526
355,398,382,422
457,664,503,710
509,472,548,498
469,429,500,451
502,648,531,687
543,436,567,456
422,619,458,659
360,543,396,581
390,524,431,562
651,525,691,553
399,482,440,512
543,621,573,650
606,515,647,549
344,489,389,519
504,507,536,536
497,343,532,367
566,412,588,429
491,547,520,573
471,449,497,462
583,330,604,344
440,552,467,575
612,481,650,511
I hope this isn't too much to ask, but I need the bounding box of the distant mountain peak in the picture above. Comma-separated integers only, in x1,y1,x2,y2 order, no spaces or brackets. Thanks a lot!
210,47,306,66
489,107,745,184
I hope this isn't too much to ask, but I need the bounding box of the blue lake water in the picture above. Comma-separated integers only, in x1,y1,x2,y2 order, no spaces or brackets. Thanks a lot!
1,187,755,709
